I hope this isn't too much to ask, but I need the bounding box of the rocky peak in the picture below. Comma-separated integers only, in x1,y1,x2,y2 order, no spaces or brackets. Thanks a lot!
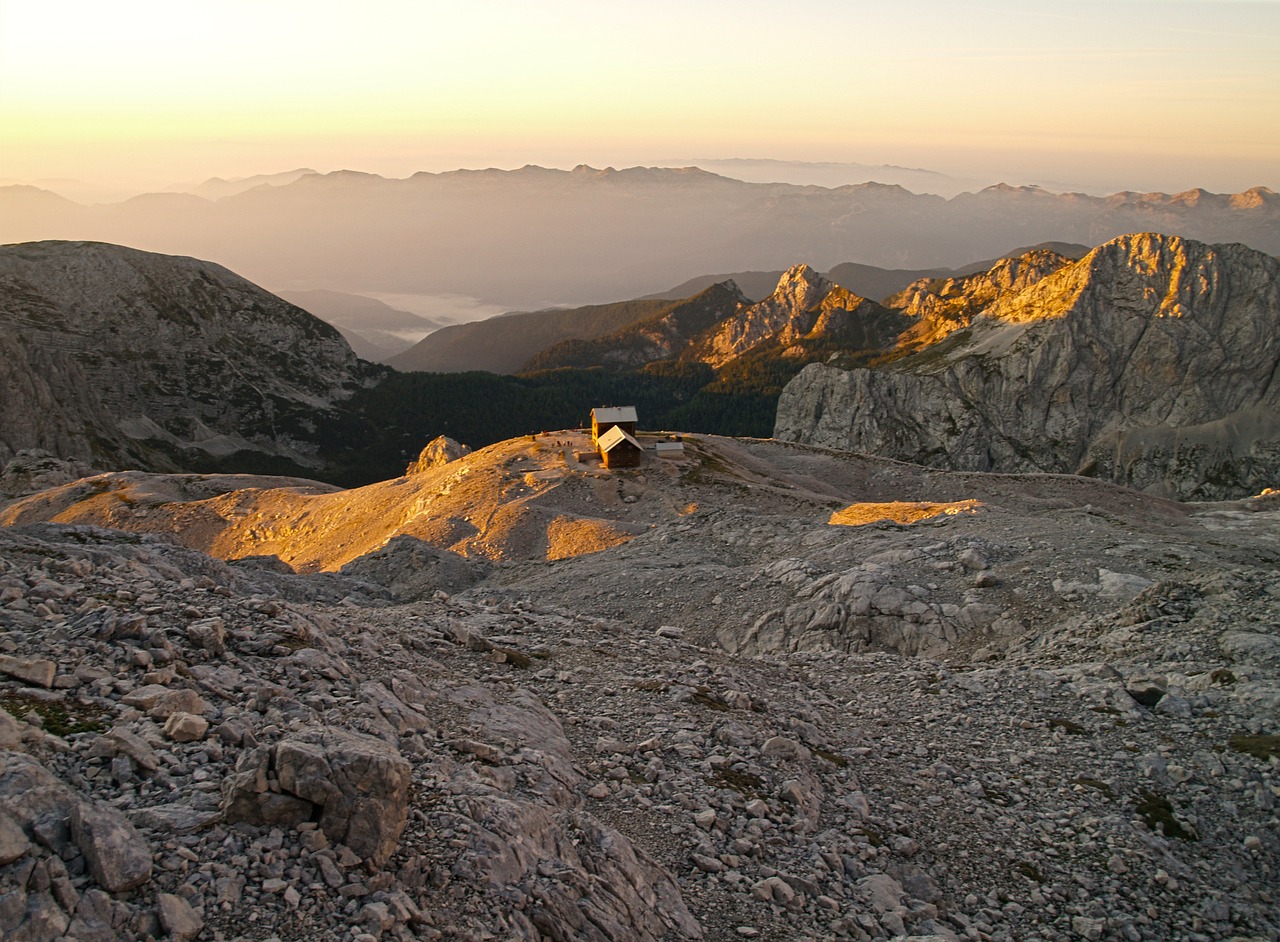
983,232,1250,326
771,263,833,313
698,264,874,367
776,233,1280,500
882,248,1073,352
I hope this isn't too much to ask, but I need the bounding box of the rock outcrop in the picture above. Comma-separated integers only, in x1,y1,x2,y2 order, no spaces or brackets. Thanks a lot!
0,240,381,470
0,450,95,500
405,435,472,474
695,265,896,368
222,728,411,866
775,234,1280,499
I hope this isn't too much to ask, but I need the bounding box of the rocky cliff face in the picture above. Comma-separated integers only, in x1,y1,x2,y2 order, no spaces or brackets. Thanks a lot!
774,234,1280,500
884,249,1073,353
0,241,380,470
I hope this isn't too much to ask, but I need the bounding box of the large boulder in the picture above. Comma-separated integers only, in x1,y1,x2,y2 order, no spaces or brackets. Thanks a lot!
69,802,153,893
222,727,411,865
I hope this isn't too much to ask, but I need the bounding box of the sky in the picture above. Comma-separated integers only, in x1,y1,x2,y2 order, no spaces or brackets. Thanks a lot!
2,0,1278,197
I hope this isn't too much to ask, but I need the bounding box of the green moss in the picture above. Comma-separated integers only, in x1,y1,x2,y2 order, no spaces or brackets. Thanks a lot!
813,747,850,768
707,768,766,797
856,825,885,847
1013,861,1046,883
1049,717,1088,736
0,696,108,737
1136,790,1197,841
690,690,730,712
1228,734,1280,761
1072,777,1115,797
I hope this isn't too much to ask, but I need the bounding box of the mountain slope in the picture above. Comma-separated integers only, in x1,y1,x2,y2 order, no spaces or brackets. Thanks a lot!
0,240,380,470
774,233,1280,499
692,265,898,368
387,298,674,373
522,282,749,371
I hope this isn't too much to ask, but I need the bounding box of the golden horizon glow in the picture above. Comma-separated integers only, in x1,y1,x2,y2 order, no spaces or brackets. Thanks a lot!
2,0,1278,195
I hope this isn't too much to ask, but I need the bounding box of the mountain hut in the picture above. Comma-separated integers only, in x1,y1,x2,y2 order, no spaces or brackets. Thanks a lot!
597,424,644,469
591,406,638,446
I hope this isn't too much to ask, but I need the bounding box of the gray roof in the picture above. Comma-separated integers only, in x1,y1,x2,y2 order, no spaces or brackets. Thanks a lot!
592,406,638,424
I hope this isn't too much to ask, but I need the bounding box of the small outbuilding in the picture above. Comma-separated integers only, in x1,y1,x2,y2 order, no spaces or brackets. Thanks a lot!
597,424,644,469
591,406,638,446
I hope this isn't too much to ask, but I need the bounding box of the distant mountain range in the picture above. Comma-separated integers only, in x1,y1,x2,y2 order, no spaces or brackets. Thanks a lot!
2,167,1274,314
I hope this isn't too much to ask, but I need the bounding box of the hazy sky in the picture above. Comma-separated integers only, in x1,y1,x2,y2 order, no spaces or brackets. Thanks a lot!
2,0,1278,196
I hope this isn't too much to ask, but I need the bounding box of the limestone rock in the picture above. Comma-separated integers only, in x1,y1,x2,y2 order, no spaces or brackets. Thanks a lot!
0,450,94,499
775,234,1280,499
156,893,203,942
698,264,891,368
405,435,472,474
0,812,30,865
162,712,209,743
223,728,411,866
70,801,153,893
0,240,378,470
457,797,701,940
0,654,56,688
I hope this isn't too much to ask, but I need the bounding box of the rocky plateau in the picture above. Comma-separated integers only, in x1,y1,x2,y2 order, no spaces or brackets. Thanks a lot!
1,430,1277,942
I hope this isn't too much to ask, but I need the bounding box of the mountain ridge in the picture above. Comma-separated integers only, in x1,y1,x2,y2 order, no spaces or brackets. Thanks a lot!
0,240,380,471
775,233,1280,499
3,169,1274,311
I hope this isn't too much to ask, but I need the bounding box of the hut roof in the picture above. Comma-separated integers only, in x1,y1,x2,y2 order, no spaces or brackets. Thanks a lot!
598,425,643,453
592,406,638,424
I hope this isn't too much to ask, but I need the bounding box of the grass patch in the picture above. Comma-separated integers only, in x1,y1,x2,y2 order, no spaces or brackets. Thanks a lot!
707,768,765,798
1072,777,1115,798
1,695,109,737
855,825,884,847
690,690,730,712
1228,734,1280,761
1013,861,1046,883
813,747,850,768
1136,791,1197,841
1049,717,1089,736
